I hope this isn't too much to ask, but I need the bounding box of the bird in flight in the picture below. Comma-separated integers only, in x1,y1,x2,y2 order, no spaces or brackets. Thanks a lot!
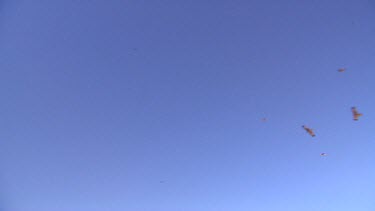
338,68,346,72
320,153,327,156
351,107,363,121
302,125,315,137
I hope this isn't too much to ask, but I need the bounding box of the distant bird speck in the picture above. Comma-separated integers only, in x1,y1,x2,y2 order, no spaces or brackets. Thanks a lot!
338,68,346,72
351,107,363,121
302,125,315,137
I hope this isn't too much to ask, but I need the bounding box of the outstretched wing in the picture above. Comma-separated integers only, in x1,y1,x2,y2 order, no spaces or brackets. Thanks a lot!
302,125,315,137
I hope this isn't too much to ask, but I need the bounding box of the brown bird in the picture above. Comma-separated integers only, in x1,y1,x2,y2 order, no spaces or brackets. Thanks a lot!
302,125,315,137
338,68,346,72
351,107,363,121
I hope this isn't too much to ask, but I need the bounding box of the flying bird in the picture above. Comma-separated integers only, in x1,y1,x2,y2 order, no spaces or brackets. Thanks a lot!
351,107,363,121
302,125,315,137
338,68,346,72
320,153,327,156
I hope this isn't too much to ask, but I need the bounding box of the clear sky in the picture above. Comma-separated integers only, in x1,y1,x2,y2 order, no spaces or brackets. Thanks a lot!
0,0,375,210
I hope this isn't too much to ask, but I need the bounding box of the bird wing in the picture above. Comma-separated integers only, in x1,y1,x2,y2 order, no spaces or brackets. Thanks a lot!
303,127,315,137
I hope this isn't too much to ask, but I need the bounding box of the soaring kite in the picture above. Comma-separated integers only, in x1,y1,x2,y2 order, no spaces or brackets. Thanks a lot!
302,125,315,137
351,107,363,121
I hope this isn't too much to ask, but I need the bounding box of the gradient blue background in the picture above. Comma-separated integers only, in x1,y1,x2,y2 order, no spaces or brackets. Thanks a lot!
0,0,375,210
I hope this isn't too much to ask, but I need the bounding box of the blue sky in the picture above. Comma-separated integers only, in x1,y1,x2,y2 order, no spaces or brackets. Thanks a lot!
0,0,375,210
